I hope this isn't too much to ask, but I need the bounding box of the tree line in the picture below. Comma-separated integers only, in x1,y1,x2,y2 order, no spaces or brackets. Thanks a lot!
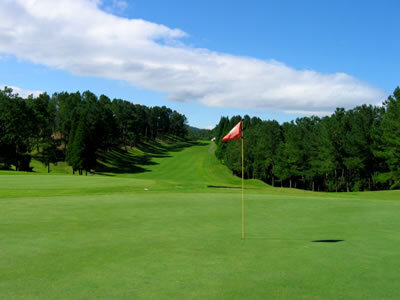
0,87,187,174
187,127,213,141
214,87,400,192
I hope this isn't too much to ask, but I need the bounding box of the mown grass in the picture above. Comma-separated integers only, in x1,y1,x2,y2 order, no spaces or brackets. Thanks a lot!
1,141,400,299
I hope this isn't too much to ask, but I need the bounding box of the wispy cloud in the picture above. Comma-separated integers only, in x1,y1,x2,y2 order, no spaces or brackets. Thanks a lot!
1,85,43,98
0,0,385,114
101,0,129,15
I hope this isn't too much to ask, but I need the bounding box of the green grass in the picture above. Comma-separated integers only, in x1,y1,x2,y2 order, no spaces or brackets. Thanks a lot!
1,141,400,299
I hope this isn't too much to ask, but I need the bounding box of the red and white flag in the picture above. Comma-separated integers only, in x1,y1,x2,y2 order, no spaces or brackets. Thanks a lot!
222,121,242,141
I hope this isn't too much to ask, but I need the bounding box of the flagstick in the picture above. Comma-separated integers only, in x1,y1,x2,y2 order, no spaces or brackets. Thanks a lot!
241,136,245,240
221,120,244,240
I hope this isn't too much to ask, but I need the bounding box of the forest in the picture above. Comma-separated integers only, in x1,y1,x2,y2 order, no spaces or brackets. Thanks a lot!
0,87,187,174
214,87,400,192
2,84,399,190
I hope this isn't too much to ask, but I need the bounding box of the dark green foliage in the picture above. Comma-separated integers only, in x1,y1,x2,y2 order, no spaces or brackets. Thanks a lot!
214,87,400,191
37,140,62,173
170,111,188,138
55,91,82,144
246,120,281,185
376,87,400,188
0,87,188,174
67,116,94,174
0,87,34,170
187,127,212,140
274,121,304,188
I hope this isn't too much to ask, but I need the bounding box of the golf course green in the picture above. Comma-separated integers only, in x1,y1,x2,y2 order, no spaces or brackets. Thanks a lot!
1,141,400,299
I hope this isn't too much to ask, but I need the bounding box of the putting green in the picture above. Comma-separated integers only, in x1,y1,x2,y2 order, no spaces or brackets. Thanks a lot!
1,141,400,299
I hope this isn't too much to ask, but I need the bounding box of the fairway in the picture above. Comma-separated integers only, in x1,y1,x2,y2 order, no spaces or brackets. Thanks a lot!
1,141,400,299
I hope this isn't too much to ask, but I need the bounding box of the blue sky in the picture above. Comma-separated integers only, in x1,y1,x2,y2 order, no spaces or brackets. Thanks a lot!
0,0,398,129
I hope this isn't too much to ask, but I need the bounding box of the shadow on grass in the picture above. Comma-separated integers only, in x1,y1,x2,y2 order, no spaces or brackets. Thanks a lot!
207,185,242,189
244,237,344,243
95,148,155,174
95,140,207,175
311,239,344,243
136,139,207,156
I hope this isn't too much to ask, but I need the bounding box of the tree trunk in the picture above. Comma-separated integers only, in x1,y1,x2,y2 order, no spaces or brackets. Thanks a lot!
371,174,375,190
15,145,18,171
341,169,345,191
289,178,292,188
312,181,315,192
272,177,275,187
325,172,328,192
335,169,338,192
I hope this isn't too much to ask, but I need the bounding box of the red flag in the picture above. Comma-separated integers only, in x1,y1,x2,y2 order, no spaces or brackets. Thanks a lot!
222,121,242,141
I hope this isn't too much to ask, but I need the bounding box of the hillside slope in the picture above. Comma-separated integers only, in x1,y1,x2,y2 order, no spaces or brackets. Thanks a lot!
130,141,268,191
0,140,266,197
2,140,399,199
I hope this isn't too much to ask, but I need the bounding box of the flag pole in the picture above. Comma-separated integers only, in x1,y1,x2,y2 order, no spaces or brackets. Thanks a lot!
241,131,245,240
220,120,244,240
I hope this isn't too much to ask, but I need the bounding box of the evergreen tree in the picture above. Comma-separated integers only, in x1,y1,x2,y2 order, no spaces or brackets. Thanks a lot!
379,87,400,188
212,95,400,192
0,87,34,170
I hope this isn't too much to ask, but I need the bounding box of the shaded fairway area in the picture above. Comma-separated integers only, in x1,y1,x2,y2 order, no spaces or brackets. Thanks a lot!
1,142,400,299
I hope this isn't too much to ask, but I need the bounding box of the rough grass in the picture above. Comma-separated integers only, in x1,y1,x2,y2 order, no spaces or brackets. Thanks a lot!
1,141,400,299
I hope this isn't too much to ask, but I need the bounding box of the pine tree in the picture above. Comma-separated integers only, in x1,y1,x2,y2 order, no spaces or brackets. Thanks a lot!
379,87,400,188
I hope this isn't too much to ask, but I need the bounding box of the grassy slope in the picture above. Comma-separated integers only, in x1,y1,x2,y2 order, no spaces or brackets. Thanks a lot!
1,141,400,299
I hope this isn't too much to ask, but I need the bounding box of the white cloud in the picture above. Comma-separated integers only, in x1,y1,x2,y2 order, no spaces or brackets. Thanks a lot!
0,0,385,114
1,85,43,98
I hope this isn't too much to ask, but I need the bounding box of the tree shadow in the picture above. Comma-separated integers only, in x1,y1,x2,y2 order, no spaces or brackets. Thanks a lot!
93,172,117,177
95,148,155,174
94,140,206,175
136,140,207,155
207,185,242,189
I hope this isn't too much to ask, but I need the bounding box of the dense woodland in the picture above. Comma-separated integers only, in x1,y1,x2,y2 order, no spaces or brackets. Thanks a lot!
1,85,399,191
214,87,400,191
0,87,187,174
